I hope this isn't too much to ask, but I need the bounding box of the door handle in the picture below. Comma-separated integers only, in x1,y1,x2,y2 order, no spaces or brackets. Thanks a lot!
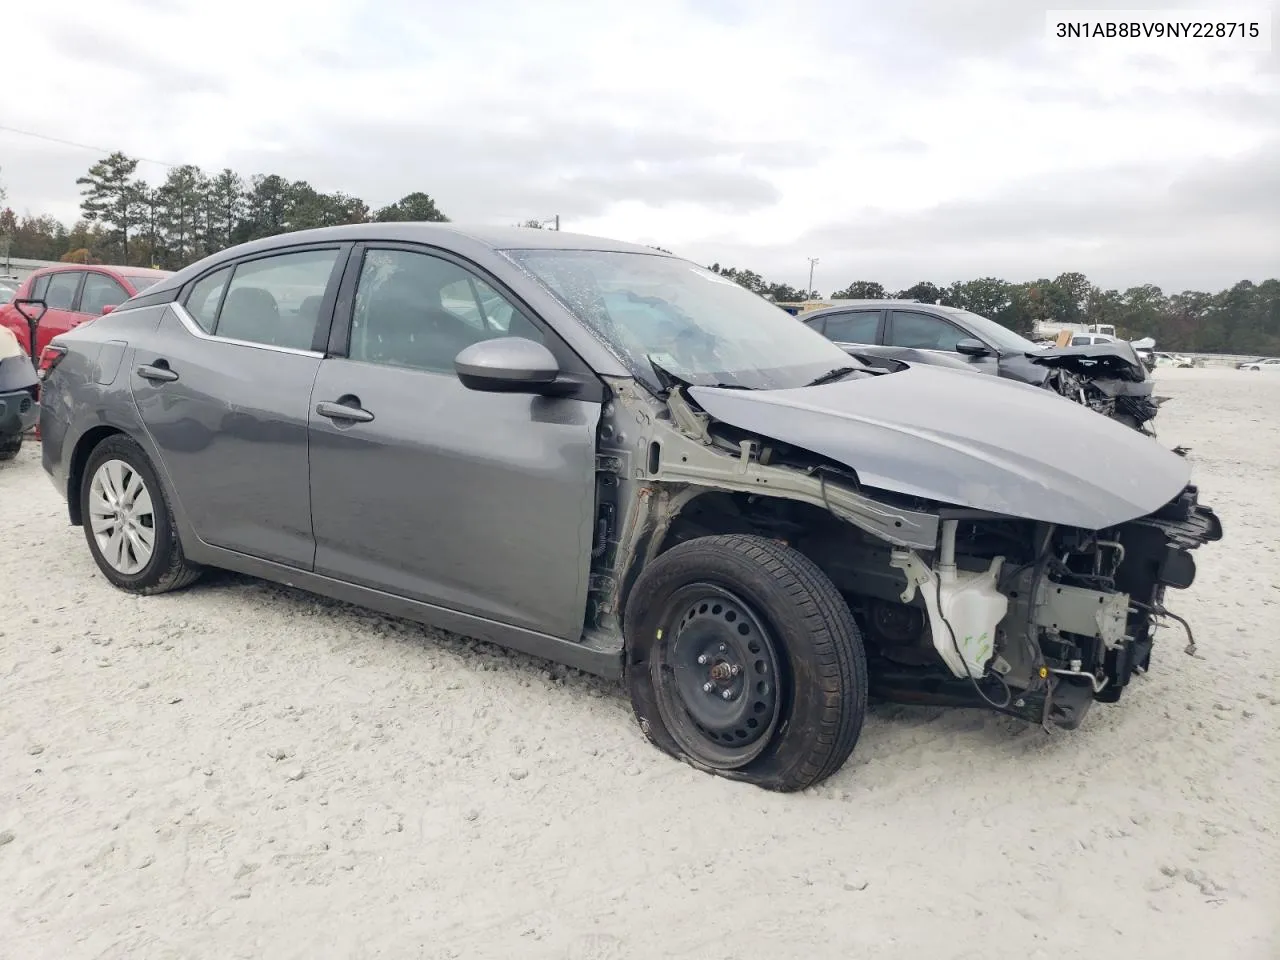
136,363,179,383
316,400,374,423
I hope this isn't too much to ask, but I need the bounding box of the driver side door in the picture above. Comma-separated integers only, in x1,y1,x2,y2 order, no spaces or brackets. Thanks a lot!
307,243,603,641
882,309,1000,374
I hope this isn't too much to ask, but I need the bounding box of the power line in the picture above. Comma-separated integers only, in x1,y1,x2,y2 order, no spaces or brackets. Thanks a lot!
0,123,180,168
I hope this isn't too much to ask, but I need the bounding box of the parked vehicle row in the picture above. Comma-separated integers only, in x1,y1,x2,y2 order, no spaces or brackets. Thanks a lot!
0,263,171,360
20,224,1223,791
798,300,1165,433
0,323,39,460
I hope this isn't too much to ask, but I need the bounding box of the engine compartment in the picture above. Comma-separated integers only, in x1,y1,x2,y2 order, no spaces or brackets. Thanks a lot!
589,376,1222,730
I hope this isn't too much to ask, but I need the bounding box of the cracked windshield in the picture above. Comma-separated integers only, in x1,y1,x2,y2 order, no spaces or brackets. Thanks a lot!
506,249,868,391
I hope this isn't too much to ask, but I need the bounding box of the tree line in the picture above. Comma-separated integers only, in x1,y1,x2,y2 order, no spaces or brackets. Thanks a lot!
0,152,448,272
0,155,1275,354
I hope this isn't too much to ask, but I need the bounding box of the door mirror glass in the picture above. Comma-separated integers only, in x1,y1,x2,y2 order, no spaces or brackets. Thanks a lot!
955,337,990,357
454,337,560,393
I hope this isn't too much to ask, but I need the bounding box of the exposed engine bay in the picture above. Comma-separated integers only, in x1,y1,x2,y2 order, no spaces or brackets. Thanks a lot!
1032,345,1165,434
590,374,1222,731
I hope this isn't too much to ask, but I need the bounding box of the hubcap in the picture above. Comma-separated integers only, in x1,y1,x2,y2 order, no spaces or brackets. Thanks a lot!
88,459,156,575
652,584,783,769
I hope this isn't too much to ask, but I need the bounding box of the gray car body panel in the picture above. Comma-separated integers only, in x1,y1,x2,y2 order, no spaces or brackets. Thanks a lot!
689,363,1191,530
308,356,599,640
131,304,323,568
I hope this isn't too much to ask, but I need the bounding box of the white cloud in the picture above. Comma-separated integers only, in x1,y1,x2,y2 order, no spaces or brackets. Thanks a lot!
1,0,1276,292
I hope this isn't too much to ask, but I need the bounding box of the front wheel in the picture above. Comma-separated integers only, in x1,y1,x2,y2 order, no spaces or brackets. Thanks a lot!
624,534,867,792
80,434,203,595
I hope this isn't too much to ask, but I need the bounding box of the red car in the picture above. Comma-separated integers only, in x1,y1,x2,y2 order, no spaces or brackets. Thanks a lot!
0,264,171,359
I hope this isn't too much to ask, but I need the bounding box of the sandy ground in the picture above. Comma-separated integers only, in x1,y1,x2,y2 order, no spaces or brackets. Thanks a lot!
1,367,1277,960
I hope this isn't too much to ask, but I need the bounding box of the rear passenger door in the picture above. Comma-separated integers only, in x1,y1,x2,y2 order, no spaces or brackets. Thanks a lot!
820,310,883,347
31,269,86,356
132,243,348,568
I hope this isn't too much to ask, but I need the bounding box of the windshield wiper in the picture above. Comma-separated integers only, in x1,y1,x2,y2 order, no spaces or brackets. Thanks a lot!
806,366,859,387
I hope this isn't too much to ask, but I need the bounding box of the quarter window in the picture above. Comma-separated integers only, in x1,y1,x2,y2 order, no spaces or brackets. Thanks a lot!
348,249,543,373
886,311,967,351
823,311,880,344
213,249,341,350
44,271,82,311
185,266,233,333
31,275,51,300
80,273,130,315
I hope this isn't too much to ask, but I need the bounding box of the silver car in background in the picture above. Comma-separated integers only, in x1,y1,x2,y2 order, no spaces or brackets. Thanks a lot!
36,224,1221,791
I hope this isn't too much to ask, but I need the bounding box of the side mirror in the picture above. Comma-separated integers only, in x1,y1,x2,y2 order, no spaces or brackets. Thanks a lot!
101,304,117,315
955,337,991,357
13,298,48,359
454,337,561,394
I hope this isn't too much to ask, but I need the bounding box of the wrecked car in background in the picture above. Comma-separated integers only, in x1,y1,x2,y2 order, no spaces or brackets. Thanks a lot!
801,300,1165,434
37,224,1222,791
0,322,38,461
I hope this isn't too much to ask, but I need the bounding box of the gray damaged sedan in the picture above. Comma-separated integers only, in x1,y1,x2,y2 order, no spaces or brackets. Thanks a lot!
36,224,1222,791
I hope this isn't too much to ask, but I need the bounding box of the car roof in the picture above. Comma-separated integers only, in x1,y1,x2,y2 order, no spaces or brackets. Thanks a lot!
29,263,172,279
140,222,674,299
800,300,963,320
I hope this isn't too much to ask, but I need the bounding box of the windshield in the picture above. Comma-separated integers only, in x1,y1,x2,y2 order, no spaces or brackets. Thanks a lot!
122,274,166,293
504,249,865,390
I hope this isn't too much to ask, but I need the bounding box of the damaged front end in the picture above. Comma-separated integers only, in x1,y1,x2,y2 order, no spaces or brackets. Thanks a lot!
1030,343,1166,434
593,372,1222,733
841,490,1222,730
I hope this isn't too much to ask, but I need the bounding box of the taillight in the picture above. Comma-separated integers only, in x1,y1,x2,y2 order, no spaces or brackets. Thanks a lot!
37,344,67,381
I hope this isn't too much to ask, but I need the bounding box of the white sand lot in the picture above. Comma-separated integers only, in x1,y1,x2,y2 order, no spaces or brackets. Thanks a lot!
1,367,1277,959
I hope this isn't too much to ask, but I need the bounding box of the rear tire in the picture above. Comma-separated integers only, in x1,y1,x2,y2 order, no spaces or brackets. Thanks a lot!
0,433,20,461
80,434,203,595
624,534,867,792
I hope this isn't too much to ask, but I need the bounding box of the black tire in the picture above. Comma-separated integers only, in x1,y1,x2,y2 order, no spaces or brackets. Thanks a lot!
80,433,203,595
0,433,20,461
624,534,867,792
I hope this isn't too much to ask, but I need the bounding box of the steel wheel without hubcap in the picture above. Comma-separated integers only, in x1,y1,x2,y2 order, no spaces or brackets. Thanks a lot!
651,583,783,770
88,458,156,575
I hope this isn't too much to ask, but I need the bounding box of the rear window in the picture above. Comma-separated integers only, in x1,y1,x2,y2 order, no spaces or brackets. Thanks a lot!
122,275,166,293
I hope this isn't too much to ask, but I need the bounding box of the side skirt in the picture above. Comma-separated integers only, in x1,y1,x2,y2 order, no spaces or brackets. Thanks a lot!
189,543,626,680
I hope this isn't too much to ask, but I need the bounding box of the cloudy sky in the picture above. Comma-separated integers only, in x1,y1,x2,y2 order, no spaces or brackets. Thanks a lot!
2,0,1277,294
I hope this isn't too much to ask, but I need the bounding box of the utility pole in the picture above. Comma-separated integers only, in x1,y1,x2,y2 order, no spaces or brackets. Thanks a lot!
554,214,560,231
807,257,819,299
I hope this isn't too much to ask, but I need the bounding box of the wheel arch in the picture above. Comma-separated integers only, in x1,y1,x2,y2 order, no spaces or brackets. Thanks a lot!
67,425,127,525
615,486,838,639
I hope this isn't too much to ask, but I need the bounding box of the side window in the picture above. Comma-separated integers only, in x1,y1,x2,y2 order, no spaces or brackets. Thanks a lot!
886,311,966,351
44,271,83,311
349,249,543,374
80,273,130,315
185,266,233,333
823,311,880,344
1071,336,1091,346
214,249,340,350
31,275,51,300
438,276,519,333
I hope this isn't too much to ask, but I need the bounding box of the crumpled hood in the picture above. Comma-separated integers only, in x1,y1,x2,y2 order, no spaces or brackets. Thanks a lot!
1025,341,1146,381
688,364,1191,530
